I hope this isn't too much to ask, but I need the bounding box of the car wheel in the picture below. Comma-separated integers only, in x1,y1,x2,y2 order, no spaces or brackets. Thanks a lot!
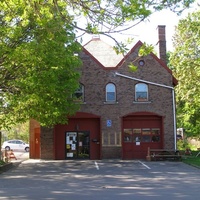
5,146,10,151
25,147,29,152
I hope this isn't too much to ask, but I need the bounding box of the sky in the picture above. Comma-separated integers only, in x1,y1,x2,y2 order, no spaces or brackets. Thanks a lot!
81,2,199,54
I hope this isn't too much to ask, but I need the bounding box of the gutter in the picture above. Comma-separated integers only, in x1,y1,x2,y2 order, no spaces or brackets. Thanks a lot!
115,72,177,150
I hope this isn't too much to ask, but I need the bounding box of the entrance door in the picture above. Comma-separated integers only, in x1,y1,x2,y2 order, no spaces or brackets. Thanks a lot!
66,131,90,159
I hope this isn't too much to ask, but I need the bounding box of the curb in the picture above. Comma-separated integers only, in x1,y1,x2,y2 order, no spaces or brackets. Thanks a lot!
0,162,14,174
0,160,24,174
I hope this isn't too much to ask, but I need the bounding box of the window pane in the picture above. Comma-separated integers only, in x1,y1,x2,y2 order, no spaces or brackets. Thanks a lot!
142,128,151,135
142,135,151,142
152,128,160,135
124,129,132,142
74,84,84,101
152,135,160,142
107,84,115,92
107,92,115,101
135,83,148,101
136,83,147,91
151,128,160,142
136,92,147,98
133,136,141,142
133,129,141,134
106,83,116,101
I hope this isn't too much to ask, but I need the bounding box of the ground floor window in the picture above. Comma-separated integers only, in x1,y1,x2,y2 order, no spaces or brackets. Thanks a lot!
66,131,90,159
123,128,160,143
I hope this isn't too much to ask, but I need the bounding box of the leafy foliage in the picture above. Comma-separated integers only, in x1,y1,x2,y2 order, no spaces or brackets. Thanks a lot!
128,42,155,72
170,10,200,137
0,0,196,129
0,1,81,128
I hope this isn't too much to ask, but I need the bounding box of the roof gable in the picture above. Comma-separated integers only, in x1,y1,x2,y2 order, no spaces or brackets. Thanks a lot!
82,38,178,86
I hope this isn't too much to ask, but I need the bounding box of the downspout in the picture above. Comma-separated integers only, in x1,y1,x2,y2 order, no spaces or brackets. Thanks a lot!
115,72,177,150
172,89,177,150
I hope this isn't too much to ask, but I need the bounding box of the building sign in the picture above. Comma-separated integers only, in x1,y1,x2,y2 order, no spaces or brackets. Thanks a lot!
107,120,112,127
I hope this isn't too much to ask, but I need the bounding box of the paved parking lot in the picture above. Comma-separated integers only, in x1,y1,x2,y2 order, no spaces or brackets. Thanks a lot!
0,159,200,200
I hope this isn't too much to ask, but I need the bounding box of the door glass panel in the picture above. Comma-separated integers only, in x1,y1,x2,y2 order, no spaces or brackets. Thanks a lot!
123,128,161,143
66,132,77,158
152,128,160,134
142,128,151,135
133,129,141,134
133,129,141,142
78,132,90,159
151,128,160,142
142,135,151,142
123,129,132,142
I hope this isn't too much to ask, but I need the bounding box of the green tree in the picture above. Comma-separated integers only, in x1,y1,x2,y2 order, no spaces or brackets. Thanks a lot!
0,0,195,129
170,10,200,137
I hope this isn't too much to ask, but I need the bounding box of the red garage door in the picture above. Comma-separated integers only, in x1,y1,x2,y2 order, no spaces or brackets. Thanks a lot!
122,113,163,159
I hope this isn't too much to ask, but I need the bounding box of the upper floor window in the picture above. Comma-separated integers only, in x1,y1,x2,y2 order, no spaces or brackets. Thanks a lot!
74,84,84,101
135,83,148,101
106,83,116,102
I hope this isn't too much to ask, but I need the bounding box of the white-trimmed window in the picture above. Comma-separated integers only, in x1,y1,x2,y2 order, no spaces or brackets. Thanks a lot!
106,83,116,102
135,83,148,101
74,84,84,101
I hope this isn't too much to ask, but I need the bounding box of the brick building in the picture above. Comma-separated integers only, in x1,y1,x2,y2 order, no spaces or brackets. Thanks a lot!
30,25,178,160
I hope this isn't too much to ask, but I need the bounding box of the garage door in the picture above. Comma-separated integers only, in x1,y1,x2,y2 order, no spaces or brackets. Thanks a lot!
123,113,163,159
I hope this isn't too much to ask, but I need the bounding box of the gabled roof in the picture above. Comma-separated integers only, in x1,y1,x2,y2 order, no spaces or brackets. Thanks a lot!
82,37,178,86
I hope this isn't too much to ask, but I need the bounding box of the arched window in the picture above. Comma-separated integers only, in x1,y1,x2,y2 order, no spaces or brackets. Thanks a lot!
74,84,84,101
106,83,116,102
135,83,148,101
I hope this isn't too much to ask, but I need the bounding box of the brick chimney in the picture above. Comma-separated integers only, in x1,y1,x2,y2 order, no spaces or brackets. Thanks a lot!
157,25,167,64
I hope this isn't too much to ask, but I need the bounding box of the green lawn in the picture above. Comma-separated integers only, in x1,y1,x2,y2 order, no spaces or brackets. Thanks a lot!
182,151,200,168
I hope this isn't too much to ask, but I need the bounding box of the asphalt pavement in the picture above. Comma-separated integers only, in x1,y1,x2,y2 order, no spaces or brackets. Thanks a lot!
0,158,200,200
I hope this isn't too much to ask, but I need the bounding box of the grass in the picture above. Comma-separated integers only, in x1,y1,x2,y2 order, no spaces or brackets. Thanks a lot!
0,160,6,166
181,151,200,168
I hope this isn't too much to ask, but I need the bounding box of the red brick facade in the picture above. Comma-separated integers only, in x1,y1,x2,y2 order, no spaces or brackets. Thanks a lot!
30,26,178,160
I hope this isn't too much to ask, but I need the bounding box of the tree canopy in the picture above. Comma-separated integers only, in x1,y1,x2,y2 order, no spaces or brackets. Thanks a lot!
170,10,200,137
0,0,195,128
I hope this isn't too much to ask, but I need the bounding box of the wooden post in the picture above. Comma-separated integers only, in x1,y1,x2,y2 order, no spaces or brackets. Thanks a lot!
146,147,151,161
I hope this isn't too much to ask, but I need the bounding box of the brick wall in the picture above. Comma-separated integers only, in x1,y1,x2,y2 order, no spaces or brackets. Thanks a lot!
40,127,54,159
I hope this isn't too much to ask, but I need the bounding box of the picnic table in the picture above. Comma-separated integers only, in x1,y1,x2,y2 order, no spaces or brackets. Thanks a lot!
196,148,200,157
146,147,182,161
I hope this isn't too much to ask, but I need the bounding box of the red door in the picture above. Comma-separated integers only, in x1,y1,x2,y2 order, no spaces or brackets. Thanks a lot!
34,128,40,159
54,114,101,160
123,114,163,159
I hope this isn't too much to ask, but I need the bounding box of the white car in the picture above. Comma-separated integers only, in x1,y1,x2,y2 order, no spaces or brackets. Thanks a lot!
2,139,29,152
